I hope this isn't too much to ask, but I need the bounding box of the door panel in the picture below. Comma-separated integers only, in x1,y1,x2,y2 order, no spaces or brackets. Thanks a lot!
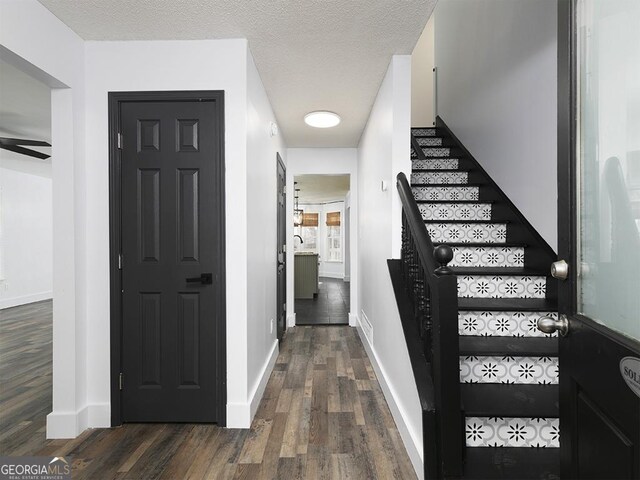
118,97,223,423
557,1,640,477
277,154,287,341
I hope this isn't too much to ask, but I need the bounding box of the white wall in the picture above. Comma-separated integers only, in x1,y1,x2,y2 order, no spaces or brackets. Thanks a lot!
285,148,358,327
357,55,423,479
0,157,53,308
411,14,435,127
84,39,254,428
0,59,53,309
434,0,558,249
245,49,288,424
0,0,87,439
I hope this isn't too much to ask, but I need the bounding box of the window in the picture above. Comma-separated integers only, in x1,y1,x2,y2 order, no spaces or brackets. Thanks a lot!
326,211,341,261
299,212,318,252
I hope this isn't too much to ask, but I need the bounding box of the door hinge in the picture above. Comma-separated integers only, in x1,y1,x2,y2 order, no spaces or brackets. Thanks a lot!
118,253,122,270
283,302,286,312
119,372,123,390
282,244,286,253
117,133,123,149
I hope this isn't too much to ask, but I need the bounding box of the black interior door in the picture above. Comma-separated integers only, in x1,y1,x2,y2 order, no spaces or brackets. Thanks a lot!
117,94,225,423
557,1,640,477
276,154,287,341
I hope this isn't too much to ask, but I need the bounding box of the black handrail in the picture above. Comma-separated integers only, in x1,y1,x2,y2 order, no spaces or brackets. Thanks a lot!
397,172,463,479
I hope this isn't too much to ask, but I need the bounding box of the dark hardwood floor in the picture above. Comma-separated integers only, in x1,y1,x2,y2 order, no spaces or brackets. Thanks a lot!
296,277,350,325
0,300,52,456
1,301,416,479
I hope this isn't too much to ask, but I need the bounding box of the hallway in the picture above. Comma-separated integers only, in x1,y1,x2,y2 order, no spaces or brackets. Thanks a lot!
0,302,416,479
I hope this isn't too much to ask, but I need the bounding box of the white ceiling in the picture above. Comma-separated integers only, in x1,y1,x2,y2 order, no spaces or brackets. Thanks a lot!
295,174,350,204
36,0,435,147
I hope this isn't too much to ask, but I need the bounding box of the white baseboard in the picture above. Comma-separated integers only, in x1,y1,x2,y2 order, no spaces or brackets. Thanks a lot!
0,291,53,310
249,339,279,420
227,339,279,428
356,316,424,480
287,313,296,328
343,275,350,282
348,313,357,327
46,403,110,439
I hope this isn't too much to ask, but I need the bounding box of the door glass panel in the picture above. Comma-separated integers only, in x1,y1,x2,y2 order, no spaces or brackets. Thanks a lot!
577,0,640,340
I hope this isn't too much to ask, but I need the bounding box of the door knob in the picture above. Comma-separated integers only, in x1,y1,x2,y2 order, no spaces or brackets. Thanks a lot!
537,314,569,336
551,260,569,280
186,273,213,285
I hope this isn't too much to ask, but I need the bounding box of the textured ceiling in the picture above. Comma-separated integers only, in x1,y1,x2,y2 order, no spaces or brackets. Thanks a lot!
36,0,435,147
295,174,350,204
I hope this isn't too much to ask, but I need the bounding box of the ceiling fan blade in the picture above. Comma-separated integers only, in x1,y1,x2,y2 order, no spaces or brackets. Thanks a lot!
0,137,51,147
0,143,51,160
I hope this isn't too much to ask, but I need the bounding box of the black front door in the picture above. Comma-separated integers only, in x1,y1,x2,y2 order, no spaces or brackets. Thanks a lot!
114,92,225,423
276,154,287,341
557,1,640,477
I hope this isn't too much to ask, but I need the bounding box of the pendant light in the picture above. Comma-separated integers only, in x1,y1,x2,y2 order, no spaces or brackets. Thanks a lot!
293,183,304,226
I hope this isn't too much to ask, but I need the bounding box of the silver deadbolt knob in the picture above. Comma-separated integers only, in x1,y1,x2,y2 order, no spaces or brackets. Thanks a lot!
537,314,569,336
551,260,569,280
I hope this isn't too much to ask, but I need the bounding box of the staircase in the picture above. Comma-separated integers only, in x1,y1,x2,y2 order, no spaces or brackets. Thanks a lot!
410,125,560,479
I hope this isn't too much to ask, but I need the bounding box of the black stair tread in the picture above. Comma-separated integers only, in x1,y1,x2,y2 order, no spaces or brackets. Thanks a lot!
423,220,509,225
412,168,473,173
412,182,486,187
458,298,558,312
435,242,526,248
452,266,547,275
459,336,558,357
416,200,494,205
461,384,559,417
462,447,559,480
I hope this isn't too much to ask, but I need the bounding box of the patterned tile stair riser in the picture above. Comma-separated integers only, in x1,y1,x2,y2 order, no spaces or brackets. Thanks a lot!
458,275,547,299
412,171,468,184
416,137,443,146
412,158,459,170
412,128,439,137
449,246,525,268
419,203,492,221
459,311,557,337
460,355,559,385
413,186,479,202
427,223,507,244
422,147,452,157
466,417,560,448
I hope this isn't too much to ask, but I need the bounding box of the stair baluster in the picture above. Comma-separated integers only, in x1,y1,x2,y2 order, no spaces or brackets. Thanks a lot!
397,172,463,479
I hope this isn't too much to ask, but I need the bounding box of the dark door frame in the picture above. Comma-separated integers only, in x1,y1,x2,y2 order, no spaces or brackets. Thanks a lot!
108,90,227,426
276,153,287,342
558,2,640,476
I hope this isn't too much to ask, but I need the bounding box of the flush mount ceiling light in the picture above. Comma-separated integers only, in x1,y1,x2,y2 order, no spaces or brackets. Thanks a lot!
304,111,341,128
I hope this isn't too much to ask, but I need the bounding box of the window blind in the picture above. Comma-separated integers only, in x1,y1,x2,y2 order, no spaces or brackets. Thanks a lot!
326,211,341,226
302,212,318,227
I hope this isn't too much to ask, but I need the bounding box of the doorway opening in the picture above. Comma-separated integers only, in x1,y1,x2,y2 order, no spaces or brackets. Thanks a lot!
293,174,350,326
0,58,54,454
